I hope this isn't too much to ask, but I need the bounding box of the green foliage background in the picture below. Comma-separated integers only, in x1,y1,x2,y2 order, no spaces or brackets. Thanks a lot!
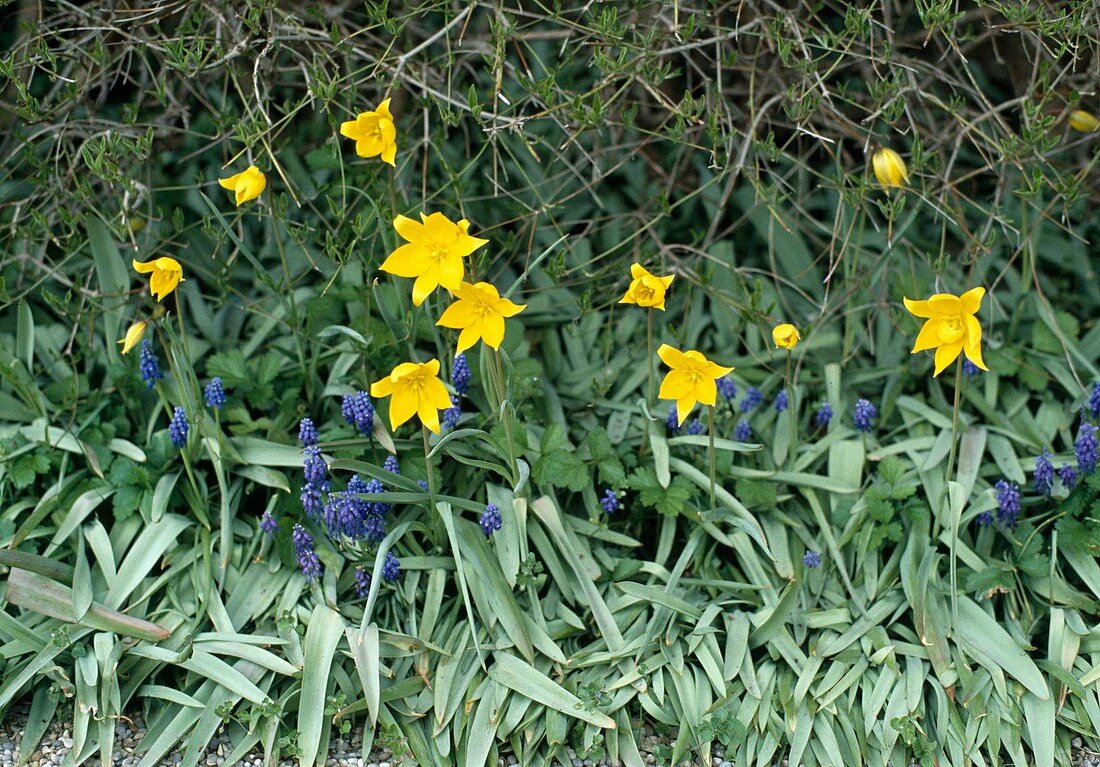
1,2,1100,766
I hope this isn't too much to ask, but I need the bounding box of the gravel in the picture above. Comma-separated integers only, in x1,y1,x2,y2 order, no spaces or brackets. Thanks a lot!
2,705,1097,767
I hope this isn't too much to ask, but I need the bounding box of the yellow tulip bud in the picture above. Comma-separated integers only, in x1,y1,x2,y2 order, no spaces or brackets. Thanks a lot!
772,323,800,350
871,147,909,192
117,320,148,355
1068,109,1099,133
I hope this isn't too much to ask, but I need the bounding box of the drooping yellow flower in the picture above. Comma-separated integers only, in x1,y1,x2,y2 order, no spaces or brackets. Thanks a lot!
132,257,184,301
619,263,675,310
218,165,267,206
1068,109,1099,133
772,323,800,350
871,147,909,192
370,359,453,434
340,98,397,166
117,320,148,355
903,287,988,377
437,281,527,354
657,344,734,425
381,213,489,307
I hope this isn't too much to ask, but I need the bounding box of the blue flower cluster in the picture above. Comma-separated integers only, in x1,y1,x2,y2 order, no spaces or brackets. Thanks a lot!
480,503,502,536
298,417,318,447
1089,382,1100,420
1075,422,1098,476
993,480,1021,526
802,551,821,568
452,353,471,395
739,387,763,413
1034,448,1054,496
292,524,322,581
962,359,981,376
384,455,400,475
716,376,737,401
600,488,621,515
139,339,163,390
168,406,188,448
735,419,751,441
382,551,401,583
354,567,371,598
814,402,833,428
685,418,705,436
442,394,462,432
260,511,278,535
204,377,226,409
853,399,877,433
341,391,374,436
666,407,680,434
774,390,789,413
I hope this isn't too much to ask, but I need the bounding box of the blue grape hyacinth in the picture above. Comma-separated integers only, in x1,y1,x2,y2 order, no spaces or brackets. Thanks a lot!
853,399,877,433
260,511,277,535
298,417,318,447
735,419,751,441
1075,422,1098,475
341,391,374,436
994,480,1021,526
354,567,371,598
814,402,833,428
600,488,621,515
168,406,188,448
1089,381,1100,420
1034,448,1054,496
739,387,763,413
384,455,400,475
685,418,705,436
716,376,737,402
204,377,226,409
292,524,322,581
802,551,821,569
480,503,502,536
139,339,163,390
381,551,401,583
452,353,471,395
1060,464,1077,489
774,390,789,412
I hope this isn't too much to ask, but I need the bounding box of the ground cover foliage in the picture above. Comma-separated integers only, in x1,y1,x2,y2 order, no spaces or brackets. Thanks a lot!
1,1,1100,766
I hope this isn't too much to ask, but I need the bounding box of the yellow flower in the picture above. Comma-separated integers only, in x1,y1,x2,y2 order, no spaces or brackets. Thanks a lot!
437,281,527,354
772,323,800,350
218,165,267,206
370,359,453,434
657,344,734,425
619,263,675,310
872,147,909,192
903,287,988,377
1068,109,1099,133
381,213,489,307
117,320,147,355
132,257,184,301
340,98,397,166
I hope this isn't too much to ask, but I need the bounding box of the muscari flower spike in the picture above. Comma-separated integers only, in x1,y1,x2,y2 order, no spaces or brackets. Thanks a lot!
442,395,462,431
1088,382,1100,419
384,455,400,475
480,504,502,537
1034,448,1054,496
139,339,164,390
292,524,322,582
994,480,1021,526
1076,422,1098,475
381,551,401,583
298,417,319,447
354,567,372,599
204,377,226,409
814,402,833,428
168,406,189,448
735,419,751,442
739,387,763,413
802,551,821,569
685,418,705,436
452,353,471,395
716,376,737,402
341,391,374,437
1060,464,1077,489
854,399,877,433
774,390,789,413
260,511,278,535
600,489,621,515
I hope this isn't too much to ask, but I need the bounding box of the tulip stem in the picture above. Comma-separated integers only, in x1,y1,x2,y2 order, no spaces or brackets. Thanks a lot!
708,405,717,509
642,309,654,459
785,349,795,464
941,356,964,629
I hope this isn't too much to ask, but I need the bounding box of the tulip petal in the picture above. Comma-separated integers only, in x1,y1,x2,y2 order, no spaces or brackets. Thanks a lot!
630,263,647,280
393,215,425,244
675,397,696,425
960,286,985,315
370,375,397,398
380,244,426,278
410,273,438,307
497,298,526,318
933,341,963,376
218,174,239,190
132,259,156,274
455,326,480,355
659,371,693,401
481,316,506,350
436,254,465,291
695,379,718,407
657,344,684,369
911,319,941,353
437,300,478,329
903,297,933,318
388,388,418,430
964,316,987,370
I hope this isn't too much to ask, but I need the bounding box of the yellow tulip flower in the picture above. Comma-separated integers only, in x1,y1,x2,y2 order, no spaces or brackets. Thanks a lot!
340,98,398,166
370,359,453,434
657,344,734,425
872,147,909,192
218,165,267,206
381,212,489,307
437,281,527,354
132,257,184,301
772,323,800,350
619,263,675,310
1068,109,1099,133
903,287,988,376
117,320,148,355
